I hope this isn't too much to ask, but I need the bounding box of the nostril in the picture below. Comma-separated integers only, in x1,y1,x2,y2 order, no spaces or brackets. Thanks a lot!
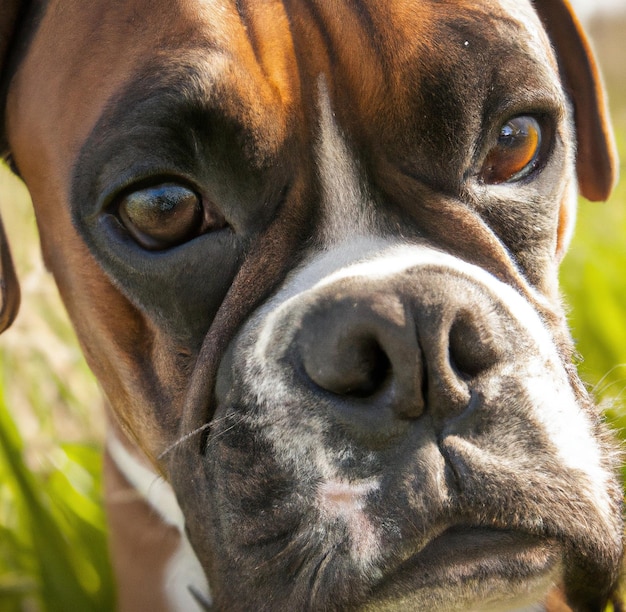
301,332,392,398
448,310,500,379
292,292,425,446
293,292,424,426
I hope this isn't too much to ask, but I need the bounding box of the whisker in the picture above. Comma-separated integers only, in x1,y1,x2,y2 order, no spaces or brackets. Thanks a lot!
157,423,212,460
204,415,246,449
591,364,626,397
157,413,248,460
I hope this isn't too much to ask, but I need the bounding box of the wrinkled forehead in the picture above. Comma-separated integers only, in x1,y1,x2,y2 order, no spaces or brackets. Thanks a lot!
5,0,293,179
9,0,549,119
7,0,559,201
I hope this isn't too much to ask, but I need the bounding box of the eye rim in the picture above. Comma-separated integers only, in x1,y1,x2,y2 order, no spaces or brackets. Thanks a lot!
109,178,227,251
478,114,551,186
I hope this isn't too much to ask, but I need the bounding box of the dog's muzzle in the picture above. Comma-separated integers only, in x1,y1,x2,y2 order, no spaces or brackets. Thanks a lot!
170,242,623,611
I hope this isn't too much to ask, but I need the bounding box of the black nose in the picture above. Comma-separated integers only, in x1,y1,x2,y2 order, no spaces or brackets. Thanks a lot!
293,270,503,438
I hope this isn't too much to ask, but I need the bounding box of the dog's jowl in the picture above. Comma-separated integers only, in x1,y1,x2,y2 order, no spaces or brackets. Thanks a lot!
0,1,623,610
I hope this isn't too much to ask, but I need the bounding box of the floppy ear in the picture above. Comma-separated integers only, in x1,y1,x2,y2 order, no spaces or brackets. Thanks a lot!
533,0,617,202
0,1,24,332
0,215,19,332
0,3,23,61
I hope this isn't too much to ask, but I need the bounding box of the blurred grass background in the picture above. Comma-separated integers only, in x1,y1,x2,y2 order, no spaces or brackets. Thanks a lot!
0,11,625,612
0,160,113,606
560,14,626,444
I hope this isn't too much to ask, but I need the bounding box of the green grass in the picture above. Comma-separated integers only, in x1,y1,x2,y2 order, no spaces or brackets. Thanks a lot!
0,12,625,612
560,130,626,433
0,172,115,610
560,14,626,439
0,397,114,611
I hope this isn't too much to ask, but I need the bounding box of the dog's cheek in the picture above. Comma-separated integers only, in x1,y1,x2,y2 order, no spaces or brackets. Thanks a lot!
200,415,312,607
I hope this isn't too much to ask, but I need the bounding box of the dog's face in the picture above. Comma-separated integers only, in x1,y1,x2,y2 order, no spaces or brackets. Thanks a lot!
1,0,623,609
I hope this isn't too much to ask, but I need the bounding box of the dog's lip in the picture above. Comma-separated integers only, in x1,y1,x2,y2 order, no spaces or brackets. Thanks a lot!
370,525,559,598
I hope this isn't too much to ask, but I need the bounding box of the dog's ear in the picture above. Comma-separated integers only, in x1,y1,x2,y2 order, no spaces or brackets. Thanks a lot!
533,0,617,202
0,3,23,63
0,1,24,332
1,1,26,153
0,215,19,332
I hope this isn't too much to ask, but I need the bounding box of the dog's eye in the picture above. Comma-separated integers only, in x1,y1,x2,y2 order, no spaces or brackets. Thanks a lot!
118,183,204,250
480,116,542,184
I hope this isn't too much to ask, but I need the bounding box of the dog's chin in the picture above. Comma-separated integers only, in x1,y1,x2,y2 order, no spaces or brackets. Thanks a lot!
170,416,563,611
365,527,559,611
196,498,560,610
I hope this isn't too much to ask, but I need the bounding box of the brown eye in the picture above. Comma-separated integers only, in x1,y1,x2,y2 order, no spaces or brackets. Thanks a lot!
118,183,202,250
480,116,542,184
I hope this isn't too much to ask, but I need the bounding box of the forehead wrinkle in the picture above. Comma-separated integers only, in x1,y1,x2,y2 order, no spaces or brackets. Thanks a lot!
232,1,301,110
74,50,290,184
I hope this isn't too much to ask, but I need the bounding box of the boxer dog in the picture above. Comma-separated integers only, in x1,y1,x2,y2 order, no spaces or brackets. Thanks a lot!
0,0,623,610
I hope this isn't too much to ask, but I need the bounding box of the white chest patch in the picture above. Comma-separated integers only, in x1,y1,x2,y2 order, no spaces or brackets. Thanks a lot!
106,434,211,611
